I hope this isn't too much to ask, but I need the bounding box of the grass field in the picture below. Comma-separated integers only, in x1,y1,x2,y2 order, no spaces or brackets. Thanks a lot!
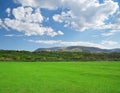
0,62,120,93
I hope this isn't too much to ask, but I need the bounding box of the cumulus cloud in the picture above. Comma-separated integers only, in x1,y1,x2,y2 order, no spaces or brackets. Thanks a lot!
53,14,63,23
100,12,120,32
3,6,64,37
12,7,43,23
53,0,119,31
0,0,120,37
4,18,63,36
14,0,62,10
101,11,120,36
12,0,120,32
14,0,36,7
6,8,11,17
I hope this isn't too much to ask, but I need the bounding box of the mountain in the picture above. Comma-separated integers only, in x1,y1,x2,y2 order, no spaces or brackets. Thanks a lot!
35,46,120,53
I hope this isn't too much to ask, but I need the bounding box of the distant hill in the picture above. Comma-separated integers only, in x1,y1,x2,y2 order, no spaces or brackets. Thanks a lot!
35,46,120,53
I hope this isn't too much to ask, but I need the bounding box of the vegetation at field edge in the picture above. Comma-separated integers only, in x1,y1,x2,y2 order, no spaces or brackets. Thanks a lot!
0,50,120,62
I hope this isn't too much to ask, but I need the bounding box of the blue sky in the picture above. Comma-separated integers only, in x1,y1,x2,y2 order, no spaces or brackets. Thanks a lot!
0,0,120,51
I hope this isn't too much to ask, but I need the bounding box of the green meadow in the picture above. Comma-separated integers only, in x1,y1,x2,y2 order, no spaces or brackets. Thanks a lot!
0,62,120,93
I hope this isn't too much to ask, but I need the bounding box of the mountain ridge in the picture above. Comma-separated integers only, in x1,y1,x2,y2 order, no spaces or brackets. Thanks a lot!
35,46,120,53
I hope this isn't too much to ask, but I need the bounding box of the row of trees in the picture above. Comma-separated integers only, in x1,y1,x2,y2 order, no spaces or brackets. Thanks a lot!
0,50,120,62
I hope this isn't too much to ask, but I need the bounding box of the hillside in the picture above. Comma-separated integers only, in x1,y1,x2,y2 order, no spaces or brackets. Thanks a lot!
35,46,120,53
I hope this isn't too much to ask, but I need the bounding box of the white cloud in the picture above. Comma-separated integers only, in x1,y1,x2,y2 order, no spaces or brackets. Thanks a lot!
4,34,23,37
102,33,114,36
14,0,62,10
58,30,64,35
13,0,120,33
14,0,36,7
0,19,9,30
0,19,2,27
15,0,120,32
4,18,63,36
29,40,61,45
3,6,64,37
45,17,49,22
53,0,119,31
6,8,11,17
4,34,14,37
0,0,120,37
101,40,118,46
29,40,106,49
46,29,64,37
29,39,120,49
114,12,120,24
61,41,105,48
101,30,120,36
99,12,120,32
53,14,63,23
12,7,43,23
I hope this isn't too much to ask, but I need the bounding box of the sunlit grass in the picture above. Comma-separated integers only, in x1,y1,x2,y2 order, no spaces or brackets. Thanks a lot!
0,62,120,93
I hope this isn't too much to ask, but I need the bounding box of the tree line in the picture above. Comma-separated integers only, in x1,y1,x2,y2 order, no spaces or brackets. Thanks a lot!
0,50,120,62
